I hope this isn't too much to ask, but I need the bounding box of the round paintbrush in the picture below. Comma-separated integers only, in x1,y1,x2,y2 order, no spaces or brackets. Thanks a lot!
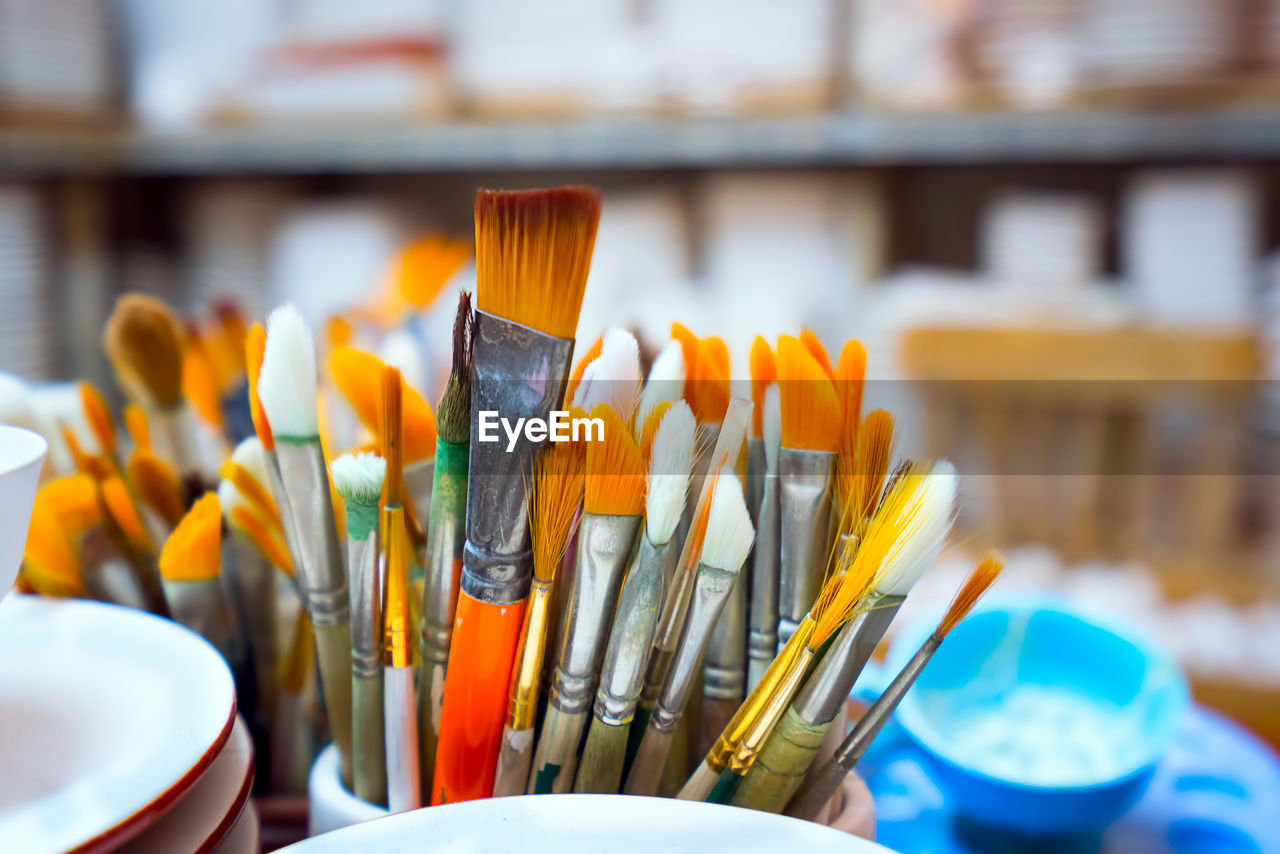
634,341,685,440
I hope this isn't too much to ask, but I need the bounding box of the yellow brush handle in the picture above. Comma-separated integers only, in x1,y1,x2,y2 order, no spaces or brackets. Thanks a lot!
314,621,355,789
730,705,829,812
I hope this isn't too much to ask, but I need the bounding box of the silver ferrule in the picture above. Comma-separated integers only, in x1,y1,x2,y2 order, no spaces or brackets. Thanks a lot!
594,535,667,725
348,532,382,680
274,440,348,627
463,310,574,605
745,437,765,528
164,577,236,661
403,458,434,536
794,596,904,724
263,447,305,600
747,473,780,674
836,634,941,769
550,512,642,715
703,572,747,700
651,562,739,733
778,448,834,626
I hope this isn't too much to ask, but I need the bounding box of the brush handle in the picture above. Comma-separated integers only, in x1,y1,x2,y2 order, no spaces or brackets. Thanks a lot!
730,705,829,813
783,756,846,822
314,621,355,788
492,725,535,797
384,665,421,812
705,767,743,804
352,672,387,806
699,696,741,764
530,704,589,794
677,759,721,801
574,717,631,794
432,591,525,804
622,725,674,796
415,657,445,795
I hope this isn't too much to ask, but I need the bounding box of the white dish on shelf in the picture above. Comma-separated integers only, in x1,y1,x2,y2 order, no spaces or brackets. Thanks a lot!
0,595,236,853
0,425,46,598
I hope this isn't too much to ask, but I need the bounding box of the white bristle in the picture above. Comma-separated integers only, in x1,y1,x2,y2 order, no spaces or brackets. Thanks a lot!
379,329,425,396
699,463,755,573
875,460,956,596
762,383,780,474
573,326,641,420
217,478,250,522
634,341,686,439
330,452,387,507
230,436,270,485
645,400,696,545
258,304,319,438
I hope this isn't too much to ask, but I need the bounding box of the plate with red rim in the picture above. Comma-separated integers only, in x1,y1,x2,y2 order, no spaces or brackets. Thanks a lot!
0,595,236,854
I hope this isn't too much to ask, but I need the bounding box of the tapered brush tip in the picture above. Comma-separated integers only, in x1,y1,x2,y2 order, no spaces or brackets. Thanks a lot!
572,326,641,422
688,336,730,424
159,492,222,582
749,337,776,437
129,450,184,527
638,400,673,463
645,399,696,545
531,439,585,584
79,382,115,454
938,551,1005,638
635,340,685,436
257,304,318,439
699,464,754,573
381,367,404,504
777,335,840,452
474,186,601,340
438,290,474,445
584,403,646,517
245,322,274,449
800,329,835,380
103,294,186,409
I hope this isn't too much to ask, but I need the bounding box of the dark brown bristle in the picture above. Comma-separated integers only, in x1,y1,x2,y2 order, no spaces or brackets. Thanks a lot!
474,187,601,340
103,294,186,408
438,290,474,445
937,552,1005,637
381,366,404,505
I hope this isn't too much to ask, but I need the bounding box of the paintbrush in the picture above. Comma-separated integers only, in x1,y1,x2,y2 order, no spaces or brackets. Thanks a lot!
746,338,776,527
257,303,355,788
332,451,388,807
634,340,685,439
103,295,206,502
158,494,237,660
493,438,584,796
434,186,600,805
531,404,645,793
624,464,754,796
775,335,840,651
79,382,121,474
417,291,473,793
732,462,956,812
786,552,1005,820
272,609,316,794
128,448,185,533
747,383,781,692
574,401,696,794
381,367,421,812
570,327,642,426
21,479,91,598
565,334,603,409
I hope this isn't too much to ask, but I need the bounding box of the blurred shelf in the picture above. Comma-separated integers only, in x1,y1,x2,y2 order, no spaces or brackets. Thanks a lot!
6,110,1280,175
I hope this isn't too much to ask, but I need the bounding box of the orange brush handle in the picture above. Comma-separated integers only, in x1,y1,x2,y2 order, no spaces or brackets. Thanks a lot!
431,590,526,804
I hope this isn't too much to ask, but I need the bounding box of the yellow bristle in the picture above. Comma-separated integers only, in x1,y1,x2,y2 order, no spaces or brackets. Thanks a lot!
688,337,730,424
937,552,1005,637
159,493,222,582
638,399,673,464
584,403,646,517
79,382,116,456
330,347,437,464
124,404,151,451
61,424,111,480
182,331,225,430
280,611,315,694
231,505,295,575
381,366,404,506
129,449,185,528
749,337,776,438
565,334,604,407
246,323,274,450
474,186,601,340
531,439,585,584
220,460,282,528
777,335,840,453
800,330,835,380
101,475,152,553
838,409,895,528
41,474,102,535
395,236,472,308
103,294,186,409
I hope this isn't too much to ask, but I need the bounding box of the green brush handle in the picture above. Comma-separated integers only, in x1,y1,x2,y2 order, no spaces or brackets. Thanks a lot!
705,767,742,804
730,705,829,812
492,724,535,797
622,725,674,796
352,673,387,806
314,621,355,789
530,705,590,794
574,716,631,794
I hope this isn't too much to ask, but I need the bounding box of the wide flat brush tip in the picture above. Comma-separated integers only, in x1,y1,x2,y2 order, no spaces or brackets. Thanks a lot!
159,493,222,582
749,337,776,438
777,335,840,453
245,323,274,450
584,404,645,517
699,465,753,573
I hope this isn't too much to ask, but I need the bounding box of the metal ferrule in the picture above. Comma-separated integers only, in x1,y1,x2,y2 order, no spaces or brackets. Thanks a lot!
163,577,235,661
422,440,467,659
462,310,574,605
273,439,348,626
509,577,555,731
777,448,834,629
382,507,413,669
403,457,434,535
594,535,667,726
745,438,765,528
651,562,739,734
835,634,941,769
703,575,746,700
747,473,780,680
549,512,643,715
348,532,382,680
263,447,305,599
794,597,903,725
729,646,815,774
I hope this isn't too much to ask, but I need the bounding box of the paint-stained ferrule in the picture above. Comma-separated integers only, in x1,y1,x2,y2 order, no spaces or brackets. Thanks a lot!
594,535,668,726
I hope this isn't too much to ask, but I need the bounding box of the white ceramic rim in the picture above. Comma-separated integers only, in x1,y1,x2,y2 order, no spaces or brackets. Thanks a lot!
0,425,46,477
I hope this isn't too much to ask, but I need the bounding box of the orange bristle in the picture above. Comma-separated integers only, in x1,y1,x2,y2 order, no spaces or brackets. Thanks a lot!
103,294,186,409
531,439,585,584
800,330,835,380
937,552,1005,637
777,335,840,453
79,382,116,456
60,424,112,480
670,323,699,371
836,339,867,428
381,366,404,506
395,235,472,308
837,409,895,527
220,460,282,528
212,298,249,373
326,315,353,350
584,403,646,517
474,186,601,340
182,330,225,430
246,322,274,450
124,404,151,450
101,475,152,553
688,337,730,424
129,449,185,528
159,493,222,582
566,334,604,407
679,467,719,576
331,347,437,464
231,505,295,575
40,474,102,535
749,337,776,438
639,399,673,464
22,499,85,597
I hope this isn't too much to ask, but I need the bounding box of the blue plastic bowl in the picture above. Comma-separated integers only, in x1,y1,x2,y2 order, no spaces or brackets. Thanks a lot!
881,598,1189,836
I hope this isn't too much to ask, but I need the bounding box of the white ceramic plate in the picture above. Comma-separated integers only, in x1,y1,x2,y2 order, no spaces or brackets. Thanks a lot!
280,793,892,853
0,595,236,853
120,715,254,854
212,800,259,854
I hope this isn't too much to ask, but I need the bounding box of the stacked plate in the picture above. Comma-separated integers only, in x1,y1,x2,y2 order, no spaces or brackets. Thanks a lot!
0,595,257,853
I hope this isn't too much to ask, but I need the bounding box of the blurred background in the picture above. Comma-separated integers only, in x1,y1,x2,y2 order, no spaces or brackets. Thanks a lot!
1,0,1279,758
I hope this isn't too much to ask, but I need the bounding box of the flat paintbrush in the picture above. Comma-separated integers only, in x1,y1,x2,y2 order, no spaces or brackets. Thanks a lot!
747,384,781,692
158,494,237,661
